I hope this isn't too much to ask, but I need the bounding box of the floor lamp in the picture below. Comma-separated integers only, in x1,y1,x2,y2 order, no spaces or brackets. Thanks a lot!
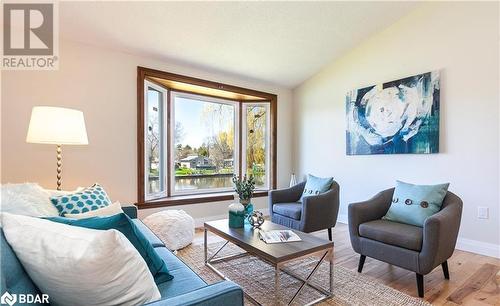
26,106,88,190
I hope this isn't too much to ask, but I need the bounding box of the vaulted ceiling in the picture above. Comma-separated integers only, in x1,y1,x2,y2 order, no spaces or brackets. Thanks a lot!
60,1,419,88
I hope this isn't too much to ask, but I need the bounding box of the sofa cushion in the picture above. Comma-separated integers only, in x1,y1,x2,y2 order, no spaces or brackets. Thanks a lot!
46,213,173,284
1,231,41,297
1,183,59,217
2,213,161,306
50,183,112,215
64,201,123,219
154,247,206,298
359,219,423,251
273,203,302,220
132,219,165,247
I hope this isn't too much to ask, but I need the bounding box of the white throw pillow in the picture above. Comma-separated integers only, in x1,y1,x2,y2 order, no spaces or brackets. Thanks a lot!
65,201,124,219
1,213,161,306
0,183,59,217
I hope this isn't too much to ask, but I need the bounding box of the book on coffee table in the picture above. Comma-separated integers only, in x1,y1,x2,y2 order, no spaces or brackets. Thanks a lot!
259,229,302,243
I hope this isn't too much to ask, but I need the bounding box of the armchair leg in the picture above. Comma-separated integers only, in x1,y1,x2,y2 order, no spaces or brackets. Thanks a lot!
357,255,366,273
442,261,450,279
327,228,332,241
416,273,424,298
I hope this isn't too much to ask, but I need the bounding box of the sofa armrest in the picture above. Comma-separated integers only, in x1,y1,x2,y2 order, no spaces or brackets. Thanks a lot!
268,182,306,215
147,281,243,306
418,192,463,274
269,182,306,203
348,188,393,253
301,181,340,232
121,204,138,219
348,188,394,234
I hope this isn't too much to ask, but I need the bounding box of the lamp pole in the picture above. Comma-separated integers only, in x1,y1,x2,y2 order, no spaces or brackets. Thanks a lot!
56,145,62,190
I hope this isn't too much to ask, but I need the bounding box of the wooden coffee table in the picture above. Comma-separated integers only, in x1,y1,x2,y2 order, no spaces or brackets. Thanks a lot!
204,219,334,305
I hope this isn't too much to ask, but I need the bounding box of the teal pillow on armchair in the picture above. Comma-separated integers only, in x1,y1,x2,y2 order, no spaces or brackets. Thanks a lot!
383,181,450,227
299,174,334,202
46,213,173,284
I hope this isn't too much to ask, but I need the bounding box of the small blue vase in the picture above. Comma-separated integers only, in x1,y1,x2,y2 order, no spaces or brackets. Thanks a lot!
243,203,253,224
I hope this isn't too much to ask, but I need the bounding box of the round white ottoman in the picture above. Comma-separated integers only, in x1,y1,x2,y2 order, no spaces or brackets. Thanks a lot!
143,210,195,251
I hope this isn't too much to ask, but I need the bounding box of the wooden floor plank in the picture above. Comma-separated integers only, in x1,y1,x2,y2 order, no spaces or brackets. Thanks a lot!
446,263,499,304
469,266,499,305
427,252,491,305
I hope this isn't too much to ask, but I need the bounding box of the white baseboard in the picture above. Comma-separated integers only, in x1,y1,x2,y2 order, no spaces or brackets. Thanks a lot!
336,213,500,259
337,213,348,225
194,208,269,228
456,237,500,258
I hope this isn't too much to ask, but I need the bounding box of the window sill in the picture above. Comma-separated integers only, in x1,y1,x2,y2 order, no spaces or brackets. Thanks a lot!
137,190,269,209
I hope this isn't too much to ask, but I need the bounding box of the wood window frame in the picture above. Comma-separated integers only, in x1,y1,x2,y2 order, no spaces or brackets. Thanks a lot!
137,66,277,209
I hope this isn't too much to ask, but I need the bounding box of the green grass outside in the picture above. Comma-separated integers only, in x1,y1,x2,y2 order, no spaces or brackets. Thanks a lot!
174,167,236,176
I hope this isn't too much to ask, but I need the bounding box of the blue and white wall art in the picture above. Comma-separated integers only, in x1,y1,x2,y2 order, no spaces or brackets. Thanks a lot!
346,71,440,155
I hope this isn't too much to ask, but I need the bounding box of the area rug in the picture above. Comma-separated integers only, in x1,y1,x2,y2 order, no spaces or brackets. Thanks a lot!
176,242,430,306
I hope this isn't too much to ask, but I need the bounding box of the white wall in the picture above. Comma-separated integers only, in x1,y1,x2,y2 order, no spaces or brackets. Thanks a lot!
292,2,500,256
1,40,293,221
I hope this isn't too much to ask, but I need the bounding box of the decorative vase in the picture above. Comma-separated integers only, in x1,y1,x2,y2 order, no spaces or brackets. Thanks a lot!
228,203,245,228
241,202,253,225
290,173,297,187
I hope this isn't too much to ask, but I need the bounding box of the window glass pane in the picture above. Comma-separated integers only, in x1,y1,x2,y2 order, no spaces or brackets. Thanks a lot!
173,94,236,192
146,87,165,197
245,105,268,189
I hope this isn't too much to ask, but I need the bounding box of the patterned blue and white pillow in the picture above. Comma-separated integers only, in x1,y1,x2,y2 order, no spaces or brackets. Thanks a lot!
50,184,112,216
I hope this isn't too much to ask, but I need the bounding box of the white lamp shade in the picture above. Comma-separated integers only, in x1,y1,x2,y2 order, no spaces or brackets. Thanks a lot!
26,106,89,145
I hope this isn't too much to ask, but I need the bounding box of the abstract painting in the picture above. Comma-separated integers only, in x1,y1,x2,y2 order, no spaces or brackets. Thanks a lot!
346,71,440,155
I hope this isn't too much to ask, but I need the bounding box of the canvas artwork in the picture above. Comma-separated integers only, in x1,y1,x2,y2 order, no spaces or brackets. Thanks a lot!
346,71,440,155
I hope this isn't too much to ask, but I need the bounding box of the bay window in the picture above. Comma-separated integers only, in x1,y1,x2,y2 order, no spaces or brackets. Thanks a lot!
171,92,239,195
138,67,277,207
145,84,166,199
242,103,270,190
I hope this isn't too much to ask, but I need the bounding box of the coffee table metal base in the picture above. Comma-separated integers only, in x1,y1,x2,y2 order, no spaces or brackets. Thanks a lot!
204,228,333,306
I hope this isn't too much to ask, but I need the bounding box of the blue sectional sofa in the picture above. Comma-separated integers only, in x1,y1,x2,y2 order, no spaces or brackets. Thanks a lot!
1,205,244,306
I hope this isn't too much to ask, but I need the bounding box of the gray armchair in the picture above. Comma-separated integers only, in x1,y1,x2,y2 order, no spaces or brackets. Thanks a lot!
348,188,463,298
269,181,340,240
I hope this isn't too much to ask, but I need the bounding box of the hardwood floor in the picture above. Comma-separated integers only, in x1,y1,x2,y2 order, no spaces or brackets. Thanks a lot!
193,223,500,305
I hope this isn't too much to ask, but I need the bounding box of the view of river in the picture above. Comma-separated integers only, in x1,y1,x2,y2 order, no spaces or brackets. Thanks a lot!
148,174,265,193
175,175,233,191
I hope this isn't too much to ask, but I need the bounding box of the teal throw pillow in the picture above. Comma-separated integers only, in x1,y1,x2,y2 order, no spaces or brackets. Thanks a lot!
299,174,334,202
45,213,173,284
383,181,450,227
50,183,111,216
